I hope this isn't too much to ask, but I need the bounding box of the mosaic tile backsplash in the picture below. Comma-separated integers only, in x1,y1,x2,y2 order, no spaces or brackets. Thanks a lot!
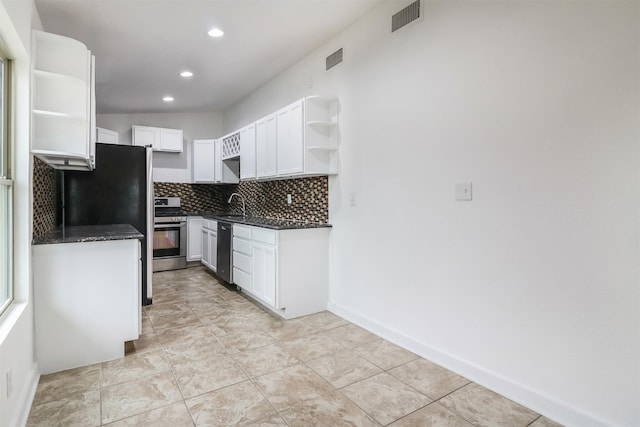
154,176,329,223
33,167,328,239
33,157,57,239
154,182,228,213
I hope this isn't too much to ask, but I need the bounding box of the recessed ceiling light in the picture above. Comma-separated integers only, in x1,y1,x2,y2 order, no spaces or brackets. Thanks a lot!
163,96,174,102
208,28,224,37
180,71,193,78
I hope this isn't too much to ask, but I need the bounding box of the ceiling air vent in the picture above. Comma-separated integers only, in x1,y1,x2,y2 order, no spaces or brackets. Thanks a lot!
392,0,421,33
326,48,343,71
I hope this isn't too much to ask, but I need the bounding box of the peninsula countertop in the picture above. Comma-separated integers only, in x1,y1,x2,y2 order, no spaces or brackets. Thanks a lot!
197,213,332,230
32,224,144,245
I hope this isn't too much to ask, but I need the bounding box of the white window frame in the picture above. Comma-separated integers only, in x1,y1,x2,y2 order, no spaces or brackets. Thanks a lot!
0,37,13,316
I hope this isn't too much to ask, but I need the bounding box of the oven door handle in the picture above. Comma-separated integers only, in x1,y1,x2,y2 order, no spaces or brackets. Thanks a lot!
154,223,182,229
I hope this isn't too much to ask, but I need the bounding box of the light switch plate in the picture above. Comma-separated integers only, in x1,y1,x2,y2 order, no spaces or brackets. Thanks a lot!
455,182,472,201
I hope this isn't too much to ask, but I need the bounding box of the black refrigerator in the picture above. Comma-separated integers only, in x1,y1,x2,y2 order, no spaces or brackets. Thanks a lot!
59,143,154,305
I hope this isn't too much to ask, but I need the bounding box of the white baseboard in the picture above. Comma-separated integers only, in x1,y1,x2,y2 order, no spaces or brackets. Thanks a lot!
11,362,39,427
328,302,610,427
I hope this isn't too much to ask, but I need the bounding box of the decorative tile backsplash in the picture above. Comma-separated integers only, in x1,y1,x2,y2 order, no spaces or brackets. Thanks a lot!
154,176,329,223
154,182,228,213
32,157,57,239
230,177,329,223
33,166,329,238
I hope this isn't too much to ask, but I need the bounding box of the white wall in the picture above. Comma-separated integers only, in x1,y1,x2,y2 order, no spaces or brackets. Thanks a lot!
0,1,42,426
97,112,223,182
223,1,640,426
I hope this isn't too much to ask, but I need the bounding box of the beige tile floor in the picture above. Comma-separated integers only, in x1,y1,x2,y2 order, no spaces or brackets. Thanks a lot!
27,266,563,426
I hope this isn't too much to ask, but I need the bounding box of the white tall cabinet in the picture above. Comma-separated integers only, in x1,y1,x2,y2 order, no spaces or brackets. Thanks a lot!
31,30,96,170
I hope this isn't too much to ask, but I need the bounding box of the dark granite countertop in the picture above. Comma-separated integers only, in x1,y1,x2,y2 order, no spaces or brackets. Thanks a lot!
33,224,144,245
199,214,332,230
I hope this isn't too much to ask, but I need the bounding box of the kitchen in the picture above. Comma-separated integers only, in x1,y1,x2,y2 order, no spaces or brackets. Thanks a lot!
0,1,638,426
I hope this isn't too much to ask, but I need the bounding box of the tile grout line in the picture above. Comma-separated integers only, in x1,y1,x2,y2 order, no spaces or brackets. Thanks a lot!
27,267,548,426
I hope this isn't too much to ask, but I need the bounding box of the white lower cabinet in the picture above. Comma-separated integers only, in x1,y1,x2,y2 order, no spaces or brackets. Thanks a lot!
232,225,252,291
33,239,141,374
231,224,329,319
252,242,277,308
201,228,210,268
187,216,203,261
201,219,217,272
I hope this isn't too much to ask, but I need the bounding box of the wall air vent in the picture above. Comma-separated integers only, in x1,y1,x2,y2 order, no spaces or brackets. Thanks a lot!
326,48,343,71
392,0,421,33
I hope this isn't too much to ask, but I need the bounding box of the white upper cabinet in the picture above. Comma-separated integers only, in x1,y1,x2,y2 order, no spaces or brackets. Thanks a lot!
160,128,183,152
276,100,304,176
214,139,223,183
208,138,239,184
223,95,338,181
96,127,119,145
192,139,216,183
31,30,96,170
255,113,277,179
132,126,158,148
302,96,339,175
132,125,183,152
240,123,257,180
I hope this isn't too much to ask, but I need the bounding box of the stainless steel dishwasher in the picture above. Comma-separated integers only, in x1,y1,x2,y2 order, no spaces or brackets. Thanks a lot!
217,221,233,283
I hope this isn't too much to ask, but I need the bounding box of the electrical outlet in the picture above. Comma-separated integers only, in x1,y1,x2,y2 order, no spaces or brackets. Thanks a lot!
455,182,472,201
349,192,357,206
6,369,12,399
287,194,292,205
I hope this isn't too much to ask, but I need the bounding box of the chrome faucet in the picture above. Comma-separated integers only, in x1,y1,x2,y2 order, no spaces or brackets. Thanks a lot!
227,193,246,218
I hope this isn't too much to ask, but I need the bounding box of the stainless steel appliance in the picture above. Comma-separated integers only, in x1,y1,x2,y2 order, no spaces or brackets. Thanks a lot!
217,221,233,283
153,197,187,272
61,144,154,305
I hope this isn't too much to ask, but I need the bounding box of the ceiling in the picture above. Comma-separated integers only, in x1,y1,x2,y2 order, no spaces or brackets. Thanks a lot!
34,0,384,114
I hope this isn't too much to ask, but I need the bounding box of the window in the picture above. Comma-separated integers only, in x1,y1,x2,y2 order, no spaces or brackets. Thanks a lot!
0,38,12,315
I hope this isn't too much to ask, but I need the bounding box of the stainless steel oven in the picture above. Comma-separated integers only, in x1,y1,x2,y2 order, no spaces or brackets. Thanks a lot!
153,197,187,272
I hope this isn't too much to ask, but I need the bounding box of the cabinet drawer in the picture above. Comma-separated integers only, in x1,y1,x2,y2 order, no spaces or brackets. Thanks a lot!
233,251,252,273
233,224,252,239
233,237,252,255
233,267,251,290
252,228,276,245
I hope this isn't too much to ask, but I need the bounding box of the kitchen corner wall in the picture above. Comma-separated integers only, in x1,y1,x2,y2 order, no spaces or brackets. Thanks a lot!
221,1,640,426
154,176,329,223
32,156,56,239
